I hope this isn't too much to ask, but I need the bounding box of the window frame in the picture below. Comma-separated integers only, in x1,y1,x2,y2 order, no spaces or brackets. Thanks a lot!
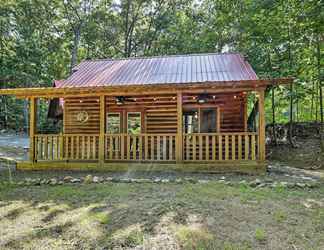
183,106,220,133
127,112,142,134
106,112,121,134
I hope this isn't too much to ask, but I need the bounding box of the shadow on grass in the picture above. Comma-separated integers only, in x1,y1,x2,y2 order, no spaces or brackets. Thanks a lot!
0,183,183,249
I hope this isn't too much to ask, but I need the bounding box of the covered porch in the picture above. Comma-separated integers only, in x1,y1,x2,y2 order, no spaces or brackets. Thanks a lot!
1,81,271,173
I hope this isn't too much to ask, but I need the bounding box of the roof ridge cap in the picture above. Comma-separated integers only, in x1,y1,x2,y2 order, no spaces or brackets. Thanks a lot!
80,52,242,64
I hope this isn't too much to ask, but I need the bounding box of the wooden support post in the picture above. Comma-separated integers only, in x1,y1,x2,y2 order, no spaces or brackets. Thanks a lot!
99,95,106,165
258,89,266,161
29,97,36,162
176,92,183,163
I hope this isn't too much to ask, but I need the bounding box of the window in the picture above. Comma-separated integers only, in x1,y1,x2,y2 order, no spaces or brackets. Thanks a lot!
200,108,217,133
183,108,218,133
183,110,199,133
107,113,121,134
127,112,141,134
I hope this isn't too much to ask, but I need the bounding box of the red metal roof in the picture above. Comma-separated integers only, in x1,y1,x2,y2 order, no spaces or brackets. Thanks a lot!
55,53,258,88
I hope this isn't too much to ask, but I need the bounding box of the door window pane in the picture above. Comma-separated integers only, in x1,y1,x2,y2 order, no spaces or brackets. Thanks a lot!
107,113,120,134
183,110,199,133
200,109,217,133
127,113,141,134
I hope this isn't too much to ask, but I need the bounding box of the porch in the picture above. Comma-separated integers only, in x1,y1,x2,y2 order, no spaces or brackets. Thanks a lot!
33,132,259,163
23,87,266,172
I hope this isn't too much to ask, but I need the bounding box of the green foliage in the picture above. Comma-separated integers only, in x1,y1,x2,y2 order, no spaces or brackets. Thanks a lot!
0,0,323,131
255,228,266,242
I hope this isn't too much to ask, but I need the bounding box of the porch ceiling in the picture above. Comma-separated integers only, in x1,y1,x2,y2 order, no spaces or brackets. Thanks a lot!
0,78,292,99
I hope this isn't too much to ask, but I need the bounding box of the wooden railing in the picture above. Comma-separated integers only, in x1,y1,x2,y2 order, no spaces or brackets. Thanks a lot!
34,134,99,161
33,132,258,162
183,133,258,161
105,134,177,161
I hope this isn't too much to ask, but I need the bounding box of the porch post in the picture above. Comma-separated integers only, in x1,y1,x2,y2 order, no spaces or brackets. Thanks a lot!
29,97,36,162
176,92,183,163
257,89,266,161
99,95,106,165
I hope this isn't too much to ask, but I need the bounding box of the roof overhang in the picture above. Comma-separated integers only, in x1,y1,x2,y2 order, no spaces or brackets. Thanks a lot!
0,78,293,99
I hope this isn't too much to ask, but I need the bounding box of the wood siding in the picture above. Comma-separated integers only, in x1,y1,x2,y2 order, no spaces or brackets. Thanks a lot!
63,92,246,134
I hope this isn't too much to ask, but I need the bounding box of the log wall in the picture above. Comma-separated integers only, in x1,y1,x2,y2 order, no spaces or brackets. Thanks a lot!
63,92,246,134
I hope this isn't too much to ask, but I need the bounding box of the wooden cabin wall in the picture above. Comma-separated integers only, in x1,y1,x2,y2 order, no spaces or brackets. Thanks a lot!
182,92,246,132
63,92,246,134
64,96,100,134
106,94,178,134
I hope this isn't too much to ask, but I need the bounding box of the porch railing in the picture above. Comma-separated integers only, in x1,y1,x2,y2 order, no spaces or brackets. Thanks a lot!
33,132,258,162
105,134,177,161
183,132,258,161
34,134,99,161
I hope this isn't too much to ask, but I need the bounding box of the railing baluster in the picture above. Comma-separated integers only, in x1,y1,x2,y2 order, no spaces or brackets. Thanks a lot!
132,136,137,160
251,135,256,160
225,135,229,160
139,135,143,160
212,135,216,161
162,136,166,160
192,135,196,161
205,135,209,161
245,135,249,160
157,135,160,161
169,136,173,160
144,135,148,160
218,135,222,160
199,135,203,160
231,135,236,160
151,136,154,160
238,135,242,160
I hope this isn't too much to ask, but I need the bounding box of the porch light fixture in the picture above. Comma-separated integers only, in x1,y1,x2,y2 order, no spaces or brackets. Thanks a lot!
116,96,124,105
197,94,208,104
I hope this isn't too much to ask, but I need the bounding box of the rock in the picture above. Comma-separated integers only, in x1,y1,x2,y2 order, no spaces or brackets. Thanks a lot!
220,176,226,180
249,179,261,187
239,180,247,185
198,179,209,184
71,178,81,183
58,181,64,185
185,178,197,183
287,182,295,188
280,182,288,188
296,183,306,188
161,179,170,183
93,176,100,183
83,175,93,184
307,182,319,188
175,178,182,184
257,183,267,188
154,178,161,183
136,179,151,183
50,178,58,185
105,177,113,182
120,178,131,183
40,179,47,185
271,182,278,188
63,176,74,182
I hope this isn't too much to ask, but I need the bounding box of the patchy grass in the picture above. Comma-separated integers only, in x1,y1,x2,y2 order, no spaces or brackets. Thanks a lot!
255,228,266,242
0,175,324,249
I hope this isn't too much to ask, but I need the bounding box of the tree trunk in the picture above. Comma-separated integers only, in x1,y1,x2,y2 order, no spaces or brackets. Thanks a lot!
316,33,324,154
287,26,295,147
70,25,81,74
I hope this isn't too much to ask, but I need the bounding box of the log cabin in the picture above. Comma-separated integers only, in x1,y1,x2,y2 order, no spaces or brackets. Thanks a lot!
0,53,292,173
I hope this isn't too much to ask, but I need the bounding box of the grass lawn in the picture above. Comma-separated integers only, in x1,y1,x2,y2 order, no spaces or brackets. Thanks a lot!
1,174,324,250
